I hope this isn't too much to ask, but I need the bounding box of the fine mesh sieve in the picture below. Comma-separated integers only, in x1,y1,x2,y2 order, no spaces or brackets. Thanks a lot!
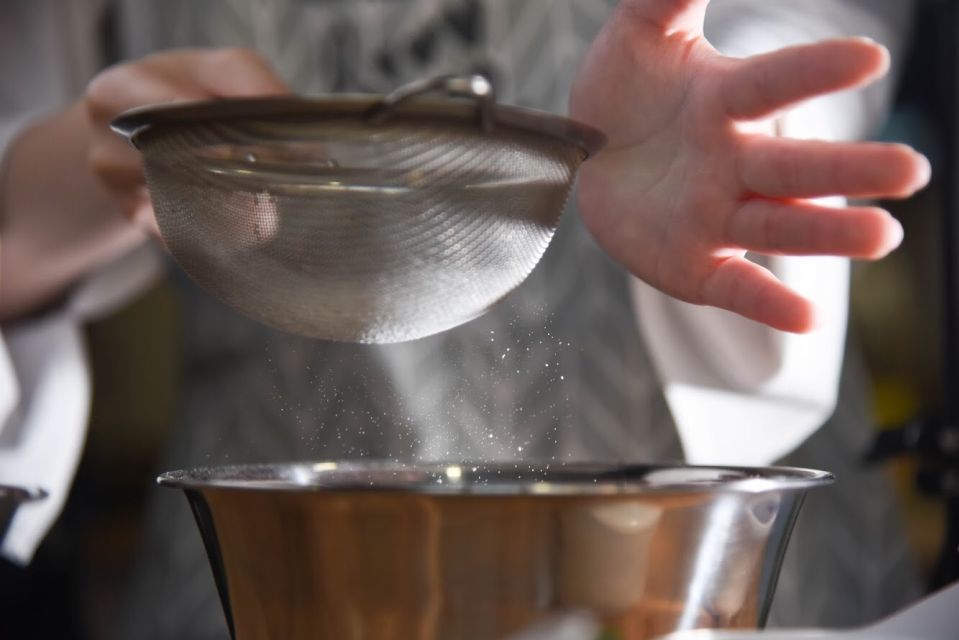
112,76,604,343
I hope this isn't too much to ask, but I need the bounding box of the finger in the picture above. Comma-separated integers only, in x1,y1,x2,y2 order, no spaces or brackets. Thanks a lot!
722,38,889,120
699,256,817,333
147,47,290,97
90,153,147,217
88,48,289,125
618,0,710,33
725,200,903,259
131,198,162,239
86,68,206,124
740,138,931,199
85,72,170,203
88,149,141,189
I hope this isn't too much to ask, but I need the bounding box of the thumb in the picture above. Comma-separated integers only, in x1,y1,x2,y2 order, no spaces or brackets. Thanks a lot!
617,0,710,34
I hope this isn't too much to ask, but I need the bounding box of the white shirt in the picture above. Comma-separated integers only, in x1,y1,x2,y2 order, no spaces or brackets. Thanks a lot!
0,0,910,563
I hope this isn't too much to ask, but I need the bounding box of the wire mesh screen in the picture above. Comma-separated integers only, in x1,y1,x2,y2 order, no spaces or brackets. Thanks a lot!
140,114,586,342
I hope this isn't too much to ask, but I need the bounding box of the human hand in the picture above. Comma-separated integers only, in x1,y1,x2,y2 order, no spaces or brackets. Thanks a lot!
570,0,930,332
85,48,288,235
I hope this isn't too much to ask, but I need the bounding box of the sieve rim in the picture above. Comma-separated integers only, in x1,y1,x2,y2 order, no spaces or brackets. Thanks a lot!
110,95,606,157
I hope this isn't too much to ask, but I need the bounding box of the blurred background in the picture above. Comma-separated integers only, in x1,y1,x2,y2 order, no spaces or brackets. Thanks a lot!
2,0,958,638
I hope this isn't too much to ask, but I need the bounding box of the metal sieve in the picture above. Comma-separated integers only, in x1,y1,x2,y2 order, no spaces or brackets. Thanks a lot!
112,76,605,343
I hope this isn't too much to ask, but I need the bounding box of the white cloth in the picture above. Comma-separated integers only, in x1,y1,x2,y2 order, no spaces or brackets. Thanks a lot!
634,255,849,465
0,0,908,563
0,246,162,563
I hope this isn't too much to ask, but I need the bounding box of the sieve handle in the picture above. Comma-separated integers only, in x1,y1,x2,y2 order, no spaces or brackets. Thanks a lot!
367,75,495,131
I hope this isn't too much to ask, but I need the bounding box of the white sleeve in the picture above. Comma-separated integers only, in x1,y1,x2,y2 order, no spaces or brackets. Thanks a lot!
635,0,913,466
0,0,161,564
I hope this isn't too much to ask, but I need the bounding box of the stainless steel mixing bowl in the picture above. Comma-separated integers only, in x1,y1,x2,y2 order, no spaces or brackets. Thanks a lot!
158,462,832,640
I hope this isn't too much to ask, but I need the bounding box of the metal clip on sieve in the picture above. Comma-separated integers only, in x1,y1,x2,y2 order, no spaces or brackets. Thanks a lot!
367,74,495,132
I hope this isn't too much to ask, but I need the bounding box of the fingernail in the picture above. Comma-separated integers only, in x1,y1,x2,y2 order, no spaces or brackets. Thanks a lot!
797,299,821,333
915,152,933,187
887,215,905,250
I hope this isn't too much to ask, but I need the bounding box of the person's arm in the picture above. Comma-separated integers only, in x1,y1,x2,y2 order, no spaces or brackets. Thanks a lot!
0,0,141,321
0,48,289,322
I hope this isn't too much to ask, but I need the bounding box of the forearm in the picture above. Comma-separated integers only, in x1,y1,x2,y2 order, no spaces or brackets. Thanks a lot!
0,102,146,321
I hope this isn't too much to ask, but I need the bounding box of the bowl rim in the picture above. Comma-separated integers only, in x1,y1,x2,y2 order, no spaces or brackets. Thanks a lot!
156,461,834,496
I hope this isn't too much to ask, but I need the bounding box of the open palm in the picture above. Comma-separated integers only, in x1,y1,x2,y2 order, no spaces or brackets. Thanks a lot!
571,0,929,332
